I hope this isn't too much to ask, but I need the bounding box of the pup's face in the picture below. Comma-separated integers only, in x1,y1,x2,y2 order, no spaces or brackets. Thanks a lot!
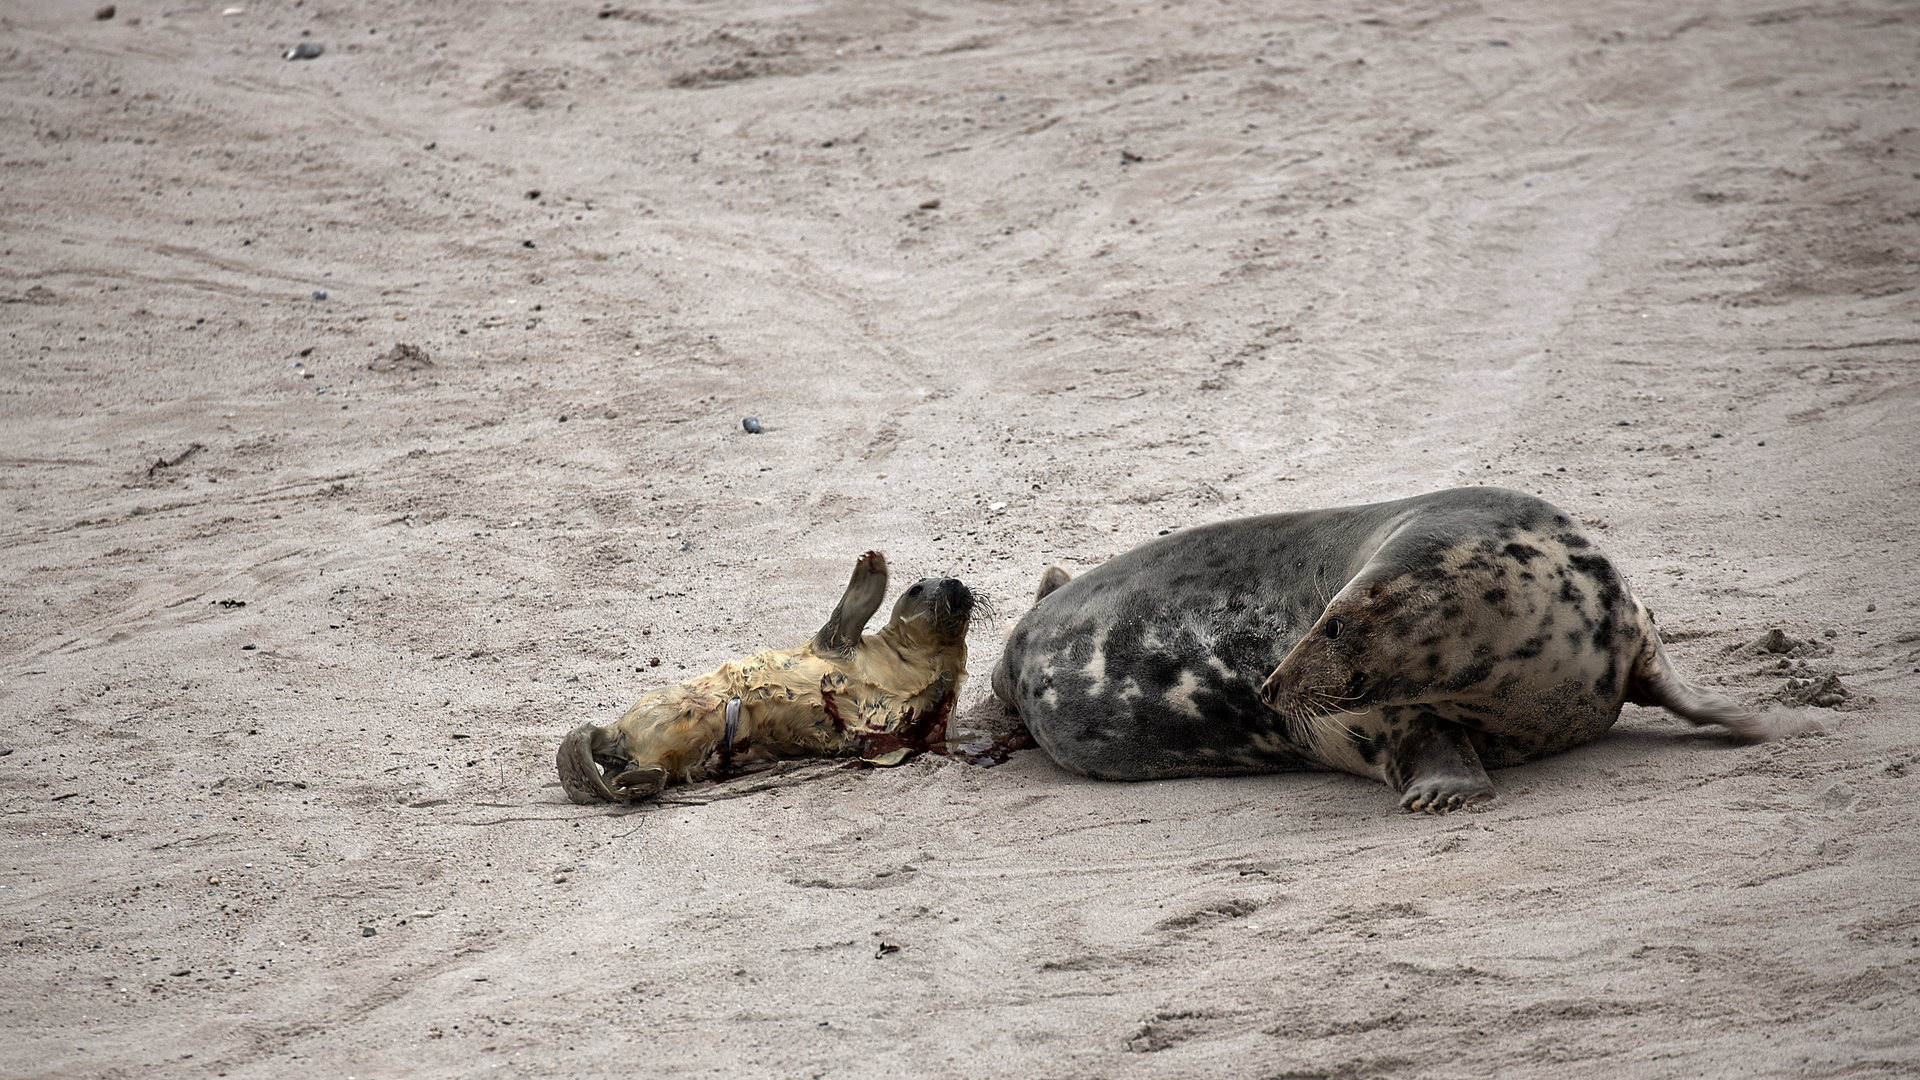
884,577,975,649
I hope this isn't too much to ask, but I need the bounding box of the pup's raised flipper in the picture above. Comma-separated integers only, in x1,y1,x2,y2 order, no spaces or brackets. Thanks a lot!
815,550,889,652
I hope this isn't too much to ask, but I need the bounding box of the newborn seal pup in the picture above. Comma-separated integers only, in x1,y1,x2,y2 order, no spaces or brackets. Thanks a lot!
559,551,973,804
992,487,1815,813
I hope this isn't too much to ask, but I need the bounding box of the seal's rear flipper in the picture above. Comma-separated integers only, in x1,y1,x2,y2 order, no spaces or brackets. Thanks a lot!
558,724,622,804
816,550,889,652
1034,565,1071,602
558,723,670,804
1628,636,1824,741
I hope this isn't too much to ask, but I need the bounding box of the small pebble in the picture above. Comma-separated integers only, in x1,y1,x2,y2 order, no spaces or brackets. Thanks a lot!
522,239,536,248
742,416,762,434
96,4,115,19
360,926,377,937
1867,602,1876,612
918,198,941,210
242,644,257,651
284,42,324,60
1616,420,1630,426
311,289,327,301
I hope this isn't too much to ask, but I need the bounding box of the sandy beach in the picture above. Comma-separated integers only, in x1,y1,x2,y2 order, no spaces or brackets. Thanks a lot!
2,1,1916,1076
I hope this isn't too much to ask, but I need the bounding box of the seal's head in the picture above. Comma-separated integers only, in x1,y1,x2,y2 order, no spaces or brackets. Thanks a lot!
1260,521,1655,756
1260,599,1378,746
1257,530,1534,745
881,576,976,649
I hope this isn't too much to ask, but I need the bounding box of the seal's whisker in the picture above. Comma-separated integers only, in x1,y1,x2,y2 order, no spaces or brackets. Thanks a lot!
1276,696,1352,745
1293,682,1367,712
965,590,1001,624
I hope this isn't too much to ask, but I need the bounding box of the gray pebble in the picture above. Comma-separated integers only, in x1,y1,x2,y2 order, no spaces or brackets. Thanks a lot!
311,289,327,301
742,416,762,434
285,43,324,60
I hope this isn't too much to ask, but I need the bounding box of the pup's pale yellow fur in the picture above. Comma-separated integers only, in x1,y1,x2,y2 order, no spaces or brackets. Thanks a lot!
558,552,972,804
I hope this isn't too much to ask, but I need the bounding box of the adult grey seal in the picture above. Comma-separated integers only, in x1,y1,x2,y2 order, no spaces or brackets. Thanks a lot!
991,487,1815,812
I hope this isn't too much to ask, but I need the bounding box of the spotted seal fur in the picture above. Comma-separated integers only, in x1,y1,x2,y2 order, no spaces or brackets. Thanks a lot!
991,488,1816,812
559,551,973,804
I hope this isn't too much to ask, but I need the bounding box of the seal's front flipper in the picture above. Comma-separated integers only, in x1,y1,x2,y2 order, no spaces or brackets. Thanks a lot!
816,550,889,652
1387,716,1495,814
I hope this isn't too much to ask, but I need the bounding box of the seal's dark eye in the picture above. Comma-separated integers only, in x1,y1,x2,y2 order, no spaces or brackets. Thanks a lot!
1323,616,1347,641
908,585,923,596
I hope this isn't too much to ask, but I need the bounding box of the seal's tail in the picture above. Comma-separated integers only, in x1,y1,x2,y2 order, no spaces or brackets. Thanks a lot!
1627,634,1823,741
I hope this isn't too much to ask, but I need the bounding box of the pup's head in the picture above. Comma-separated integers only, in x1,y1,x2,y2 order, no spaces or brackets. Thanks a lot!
882,577,976,650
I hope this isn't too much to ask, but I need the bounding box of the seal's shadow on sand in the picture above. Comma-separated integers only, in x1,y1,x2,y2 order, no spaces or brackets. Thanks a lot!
960,700,1808,820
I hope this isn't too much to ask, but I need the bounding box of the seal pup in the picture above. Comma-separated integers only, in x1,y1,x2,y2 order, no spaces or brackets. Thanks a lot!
559,551,974,804
992,487,1816,813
